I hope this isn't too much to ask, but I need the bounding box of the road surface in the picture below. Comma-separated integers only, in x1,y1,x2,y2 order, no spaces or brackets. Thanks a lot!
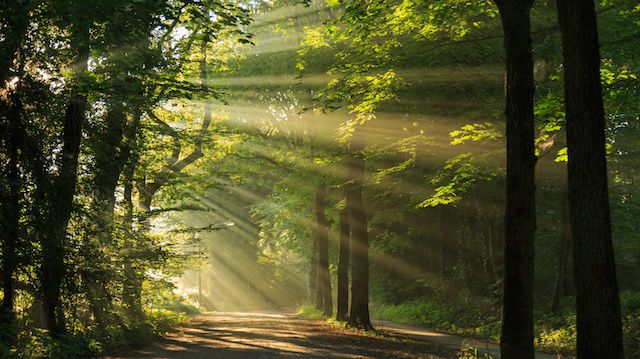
106,312,567,358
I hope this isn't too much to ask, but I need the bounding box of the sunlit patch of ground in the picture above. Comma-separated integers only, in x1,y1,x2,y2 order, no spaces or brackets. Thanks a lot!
105,311,454,358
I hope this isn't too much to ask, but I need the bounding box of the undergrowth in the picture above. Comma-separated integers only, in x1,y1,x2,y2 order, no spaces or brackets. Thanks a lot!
370,291,640,357
1,304,198,358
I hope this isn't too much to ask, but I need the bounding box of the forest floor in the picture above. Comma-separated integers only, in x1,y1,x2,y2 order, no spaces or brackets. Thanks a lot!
104,312,564,358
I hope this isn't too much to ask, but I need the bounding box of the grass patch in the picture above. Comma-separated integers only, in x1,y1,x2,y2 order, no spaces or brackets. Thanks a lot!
371,292,640,357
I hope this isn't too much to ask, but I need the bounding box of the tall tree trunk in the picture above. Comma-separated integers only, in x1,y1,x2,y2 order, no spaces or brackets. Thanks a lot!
122,153,143,319
556,1,624,357
0,1,30,332
40,24,90,336
85,105,128,329
495,1,536,358
336,207,350,321
346,154,372,329
314,182,332,316
0,92,22,340
308,238,317,305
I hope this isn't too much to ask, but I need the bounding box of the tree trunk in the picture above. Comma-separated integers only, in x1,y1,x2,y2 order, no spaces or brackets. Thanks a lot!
85,105,129,329
495,1,536,358
308,238,317,305
314,182,332,316
41,24,90,337
0,92,22,339
346,154,372,329
336,207,350,321
556,1,624,357
122,153,144,319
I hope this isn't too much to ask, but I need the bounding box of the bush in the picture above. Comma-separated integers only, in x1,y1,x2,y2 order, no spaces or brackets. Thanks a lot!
297,305,328,320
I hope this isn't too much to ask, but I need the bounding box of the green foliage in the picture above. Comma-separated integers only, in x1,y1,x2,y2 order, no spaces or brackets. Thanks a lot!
457,346,494,359
449,122,501,146
297,305,329,319
418,153,500,207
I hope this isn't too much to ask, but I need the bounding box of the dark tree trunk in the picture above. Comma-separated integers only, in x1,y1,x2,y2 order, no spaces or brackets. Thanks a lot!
85,105,128,329
346,154,372,329
556,1,624,357
0,93,22,338
314,182,332,316
0,1,30,332
308,238,317,305
495,1,537,358
93,105,128,234
41,24,90,337
551,178,571,312
336,208,350,321
122,153,144,319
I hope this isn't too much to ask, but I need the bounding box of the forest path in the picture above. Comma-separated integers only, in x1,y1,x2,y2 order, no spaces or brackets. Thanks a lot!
105,311,457,358
372,320,566,359
105,312,566,359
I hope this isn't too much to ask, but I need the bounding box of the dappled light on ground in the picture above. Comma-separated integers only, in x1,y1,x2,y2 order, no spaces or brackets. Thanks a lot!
107,312,457,358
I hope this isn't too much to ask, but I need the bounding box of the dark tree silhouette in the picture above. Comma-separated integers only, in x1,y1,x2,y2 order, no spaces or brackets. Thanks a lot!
494,0,537,358
346,153,372,329
336,207,350,321
556,1,624,357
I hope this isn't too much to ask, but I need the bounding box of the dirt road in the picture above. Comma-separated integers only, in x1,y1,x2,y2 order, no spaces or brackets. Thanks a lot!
106,312,566,358
105,312,456,358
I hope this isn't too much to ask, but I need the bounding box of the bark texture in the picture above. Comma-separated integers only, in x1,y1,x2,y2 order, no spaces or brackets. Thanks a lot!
336,208,350,321
346,154,372,329
41,25,90,336
314,182,332,316
495,1,536,358
556,1,624,357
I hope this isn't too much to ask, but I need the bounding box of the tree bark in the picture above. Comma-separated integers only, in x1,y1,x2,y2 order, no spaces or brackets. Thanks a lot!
495,1,537,358
346,154,372,329
336,207,350,321
41,24,90,337
85,104,129,329
122,152,144,319
314,182,332,316
556,1,624,357
308,238,317,305
0,92,22,337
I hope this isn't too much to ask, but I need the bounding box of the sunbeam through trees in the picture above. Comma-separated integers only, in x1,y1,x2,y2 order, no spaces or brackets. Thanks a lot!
0,0,639,358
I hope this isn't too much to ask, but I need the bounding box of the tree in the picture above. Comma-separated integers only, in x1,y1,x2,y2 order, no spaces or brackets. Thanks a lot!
493,0,537,358
556,1,624,357
40,19,91,336
346,152,372,329
314,182,332,316
336,206,350,321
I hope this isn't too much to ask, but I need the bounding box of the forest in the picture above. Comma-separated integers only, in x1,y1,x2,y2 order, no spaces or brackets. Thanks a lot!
0,0,638,358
